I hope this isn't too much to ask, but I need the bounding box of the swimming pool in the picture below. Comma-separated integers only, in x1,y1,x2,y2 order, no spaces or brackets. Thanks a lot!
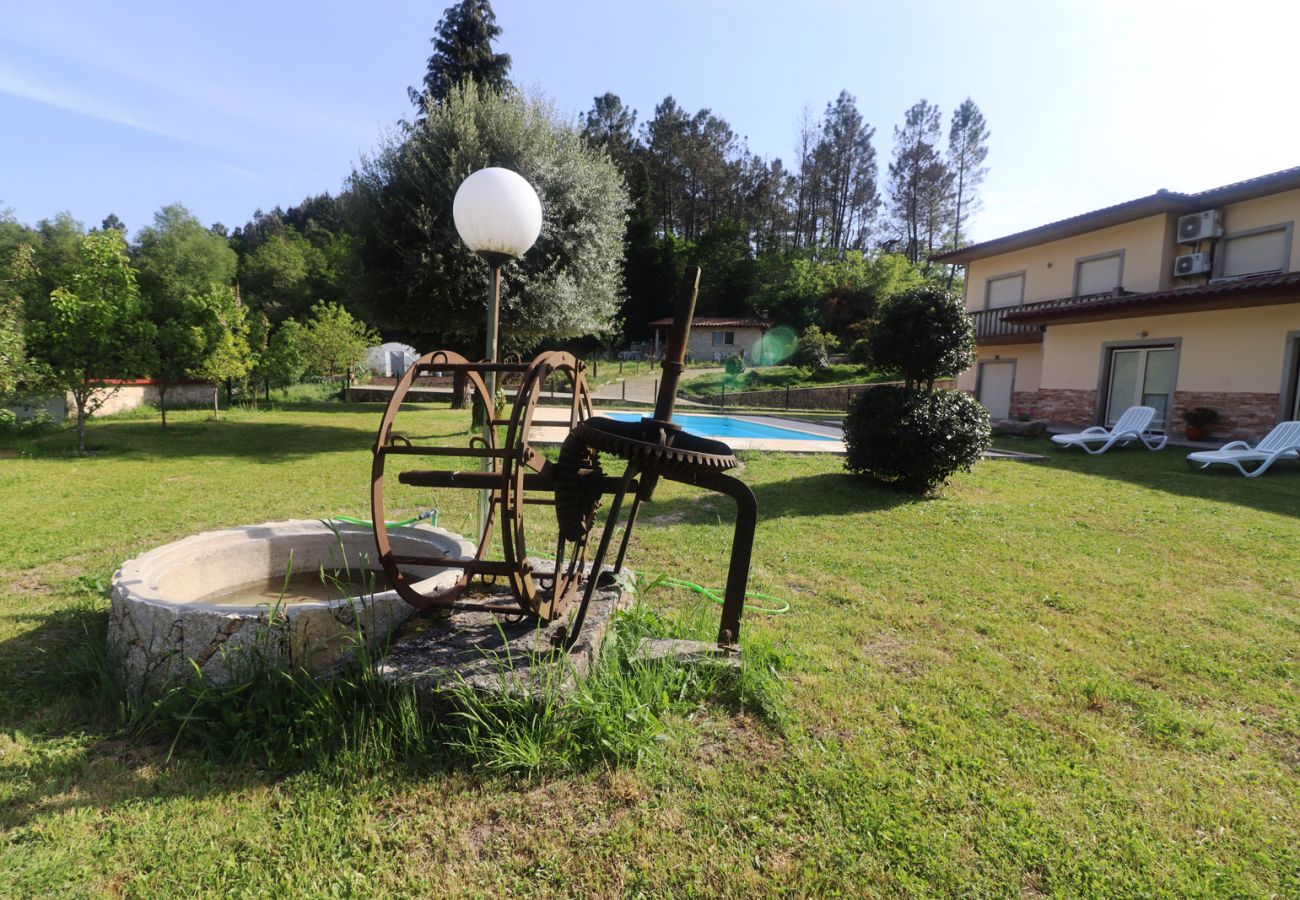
606,412,838,442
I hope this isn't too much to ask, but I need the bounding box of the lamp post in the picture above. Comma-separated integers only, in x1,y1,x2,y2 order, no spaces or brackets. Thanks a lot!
452,167,543,542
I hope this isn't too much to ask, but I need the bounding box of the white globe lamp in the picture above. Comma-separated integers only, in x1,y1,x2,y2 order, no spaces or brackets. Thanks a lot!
452,167,543,538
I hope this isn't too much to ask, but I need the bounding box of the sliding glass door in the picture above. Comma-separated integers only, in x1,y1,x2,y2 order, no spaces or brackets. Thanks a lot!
1106,347,1175,429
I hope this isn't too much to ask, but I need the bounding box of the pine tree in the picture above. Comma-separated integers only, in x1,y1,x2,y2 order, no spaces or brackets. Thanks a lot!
408,0,512,111
888,100,952,266
820,91,879,253
947,98,990,285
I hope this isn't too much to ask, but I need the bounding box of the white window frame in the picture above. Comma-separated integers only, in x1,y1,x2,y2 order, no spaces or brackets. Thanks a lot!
1073,250,1125,297
984,271,1025,309
1212,221,1293,280
1095,338,1182,432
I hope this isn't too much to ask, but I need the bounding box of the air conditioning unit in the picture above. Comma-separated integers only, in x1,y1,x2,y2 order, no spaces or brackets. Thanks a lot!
1177,209,1223,244
1174,252,1212,278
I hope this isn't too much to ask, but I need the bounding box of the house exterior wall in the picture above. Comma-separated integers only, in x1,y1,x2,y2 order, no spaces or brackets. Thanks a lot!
1215,187,1300,267
1036,302,1300,437
1040,303,1299,394
684,327,768,363
76,382,214,418
958,184,1300,436
956,342,1044,420
964,214,1173,311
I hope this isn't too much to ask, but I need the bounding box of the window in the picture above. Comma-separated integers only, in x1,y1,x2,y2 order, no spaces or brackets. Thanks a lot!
1075,251,1123,296
1104,345,1176,430
711,331,735,346
985,272,1024,309
1217,225,1291,278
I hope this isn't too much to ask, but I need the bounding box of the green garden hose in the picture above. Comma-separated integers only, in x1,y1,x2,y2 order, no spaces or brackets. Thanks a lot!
332,510,439,529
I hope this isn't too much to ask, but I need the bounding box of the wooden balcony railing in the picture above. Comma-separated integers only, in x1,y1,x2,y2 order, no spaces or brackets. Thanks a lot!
968,307,1045,344
970,290,1135,343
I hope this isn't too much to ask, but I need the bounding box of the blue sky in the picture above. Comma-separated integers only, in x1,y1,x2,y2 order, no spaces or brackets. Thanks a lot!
2,0,1297,244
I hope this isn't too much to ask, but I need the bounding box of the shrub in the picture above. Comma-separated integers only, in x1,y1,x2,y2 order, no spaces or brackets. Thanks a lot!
723,354,745,375
844,385,991,495
863,285,975,388
847,337,872,365
789,325,838,371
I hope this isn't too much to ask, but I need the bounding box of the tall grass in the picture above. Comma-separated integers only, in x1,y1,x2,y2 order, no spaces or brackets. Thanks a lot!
41,586,787,779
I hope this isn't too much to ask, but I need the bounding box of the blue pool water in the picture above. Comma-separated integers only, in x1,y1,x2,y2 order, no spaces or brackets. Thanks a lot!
606,412,837,442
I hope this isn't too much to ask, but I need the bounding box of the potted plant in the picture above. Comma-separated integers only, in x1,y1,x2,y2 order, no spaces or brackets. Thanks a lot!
1182,406,1218,441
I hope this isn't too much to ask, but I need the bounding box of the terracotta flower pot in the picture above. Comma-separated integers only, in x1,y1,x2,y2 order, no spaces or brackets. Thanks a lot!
1185,425,1208,441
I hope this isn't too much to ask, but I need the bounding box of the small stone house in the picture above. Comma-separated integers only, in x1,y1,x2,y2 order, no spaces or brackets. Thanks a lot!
934,165,1300,439
647,316,775,364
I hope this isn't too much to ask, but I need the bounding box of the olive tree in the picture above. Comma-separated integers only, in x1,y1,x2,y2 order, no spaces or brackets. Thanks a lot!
348,82,627,363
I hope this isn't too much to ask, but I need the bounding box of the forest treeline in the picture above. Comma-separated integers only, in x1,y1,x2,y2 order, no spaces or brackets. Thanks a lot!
1,0,991,446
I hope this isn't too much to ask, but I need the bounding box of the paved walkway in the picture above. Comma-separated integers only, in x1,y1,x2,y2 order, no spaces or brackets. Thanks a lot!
591,367,724,405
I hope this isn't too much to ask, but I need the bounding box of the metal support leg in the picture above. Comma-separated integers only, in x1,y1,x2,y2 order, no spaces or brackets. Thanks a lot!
689,470,757,648
561,461,639,649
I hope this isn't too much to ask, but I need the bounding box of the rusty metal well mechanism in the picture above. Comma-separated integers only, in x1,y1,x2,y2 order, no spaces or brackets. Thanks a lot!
370,266,757,649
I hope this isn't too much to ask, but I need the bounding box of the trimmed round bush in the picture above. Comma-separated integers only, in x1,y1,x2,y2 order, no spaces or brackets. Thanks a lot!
724,354,745,375
863,286,975,388
844,385,991,495
847,337,872,365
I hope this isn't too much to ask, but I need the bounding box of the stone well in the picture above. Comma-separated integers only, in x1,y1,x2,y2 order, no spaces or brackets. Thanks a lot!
108,520,473,693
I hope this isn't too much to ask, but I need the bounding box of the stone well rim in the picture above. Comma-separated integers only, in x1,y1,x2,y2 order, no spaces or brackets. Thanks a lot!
112,518,474,615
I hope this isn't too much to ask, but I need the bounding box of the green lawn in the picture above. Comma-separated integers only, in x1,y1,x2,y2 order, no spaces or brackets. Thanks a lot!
1,403,1298,896
681,363,892,400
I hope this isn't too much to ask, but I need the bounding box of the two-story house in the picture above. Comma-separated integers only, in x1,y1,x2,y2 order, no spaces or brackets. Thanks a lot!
934,166,1300,439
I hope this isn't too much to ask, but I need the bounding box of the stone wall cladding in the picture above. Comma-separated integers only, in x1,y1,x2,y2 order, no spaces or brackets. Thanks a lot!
1021,388,1281,439
1009,391,1039,419
1034,388,1097,427
1172,392,1282,441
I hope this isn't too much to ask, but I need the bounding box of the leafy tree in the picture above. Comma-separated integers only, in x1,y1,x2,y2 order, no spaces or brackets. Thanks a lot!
133,205,241,428
23,230,154,452
0,235,35,397
301,301,376,378
190,285,251,419
240,231,311,319
100,213,126,233
263,318,309,390
348,82,627,355
888,100,952,266
688,221,757,317
29,213,86,303
409,0,511,111
947,98,990,286
863,285,975,390
134,205,237,300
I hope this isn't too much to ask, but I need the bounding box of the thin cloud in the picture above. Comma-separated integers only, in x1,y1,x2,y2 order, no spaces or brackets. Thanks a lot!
216,161,264,184
0,64,219,151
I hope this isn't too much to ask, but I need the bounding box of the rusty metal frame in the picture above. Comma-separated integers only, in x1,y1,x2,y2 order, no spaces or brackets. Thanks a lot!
369,266,760,650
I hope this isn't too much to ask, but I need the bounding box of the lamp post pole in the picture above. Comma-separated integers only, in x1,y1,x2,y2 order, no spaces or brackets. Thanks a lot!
453,168,543,549
479,256,508,534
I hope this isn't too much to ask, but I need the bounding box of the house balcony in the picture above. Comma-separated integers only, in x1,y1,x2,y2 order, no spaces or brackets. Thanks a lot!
971,290,1141,343
969,306,1046,345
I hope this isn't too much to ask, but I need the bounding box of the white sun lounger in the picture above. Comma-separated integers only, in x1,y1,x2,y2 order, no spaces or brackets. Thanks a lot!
1186,421,1300,477
1050,406,1168,454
